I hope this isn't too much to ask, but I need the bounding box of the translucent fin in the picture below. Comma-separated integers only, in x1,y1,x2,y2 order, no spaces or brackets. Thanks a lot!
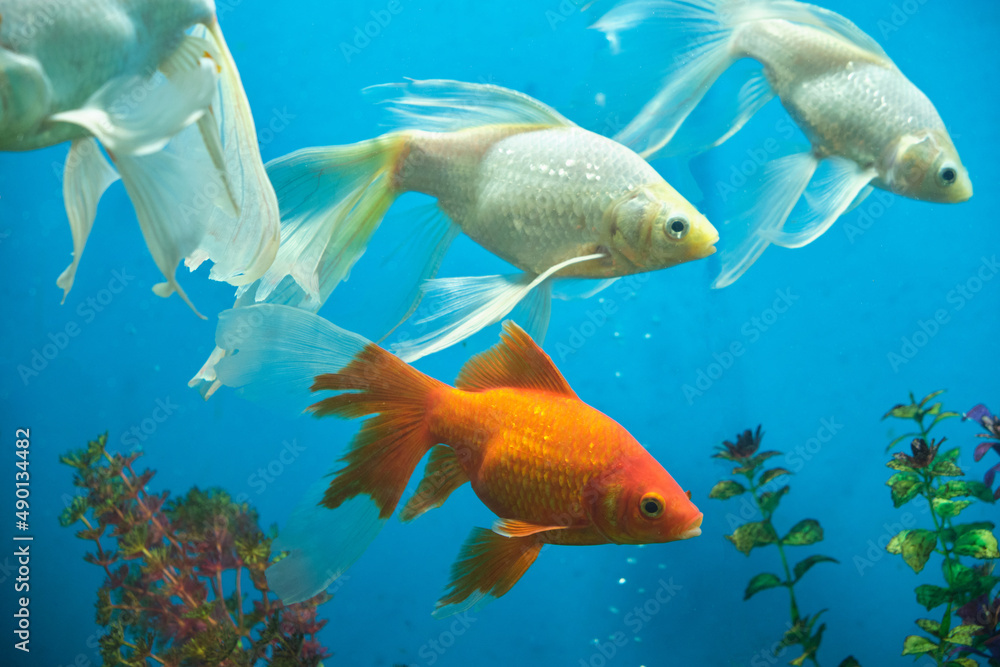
551,278,619,301
267,482,387,605
455,320,576,396
844,184,874,215
712,151,817,288
493,518,567,538
662,68,776,157
245,137,404,306
761,156,876,248
390,253,606,363
56,139,120,301
188,22,282,287
368,79,576,132
212,304,371,412
511,280,552,346
51,62,216,156
400,445,470,522
373,204,460,343
433,528,542,619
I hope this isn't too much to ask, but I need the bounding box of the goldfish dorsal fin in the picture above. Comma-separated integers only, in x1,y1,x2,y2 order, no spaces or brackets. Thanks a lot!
455,321,576,397
493,518,567,538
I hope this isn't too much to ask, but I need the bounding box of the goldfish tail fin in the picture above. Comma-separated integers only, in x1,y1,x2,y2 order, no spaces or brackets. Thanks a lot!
433,528,542,618
308,336,448,518
267,478,388,605
242,136,407,306
399,445,470,522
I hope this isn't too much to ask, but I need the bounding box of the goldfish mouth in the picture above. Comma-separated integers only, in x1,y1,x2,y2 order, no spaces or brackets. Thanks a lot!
677,514,703,540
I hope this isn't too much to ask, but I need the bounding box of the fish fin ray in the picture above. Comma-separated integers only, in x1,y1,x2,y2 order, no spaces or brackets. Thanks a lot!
399,445,470,522
433,528,542,618
455,321,577,397
368,79,575,132
493,518,567,538
511,279,553,346
551,277,620,301
266,484,386,604
760,156,876,248
390,252,605,363
712,151,817,288
57,139,120,301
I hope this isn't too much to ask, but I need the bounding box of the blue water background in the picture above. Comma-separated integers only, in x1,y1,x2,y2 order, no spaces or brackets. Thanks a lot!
1,0,998,665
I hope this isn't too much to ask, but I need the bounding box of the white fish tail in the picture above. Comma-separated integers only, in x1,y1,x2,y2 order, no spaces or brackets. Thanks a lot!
241,136,407,307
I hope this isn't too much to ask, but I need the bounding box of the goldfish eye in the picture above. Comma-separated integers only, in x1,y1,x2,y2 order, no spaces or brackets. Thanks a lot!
938,165,957,186
665,217,688,240
639,492,664,519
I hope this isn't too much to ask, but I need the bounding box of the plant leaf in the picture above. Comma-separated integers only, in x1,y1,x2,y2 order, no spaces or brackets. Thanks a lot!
915,584,951,610
886,432,918,453
886,529,937,573
884,404,920,420
932,498,973,520
953,529,1000,559
930,460,964,477
937,480,995,502
944,624,983,646
837,658,861,667
757,485,789,515
886,458,916,472
888,474,923,508
943,659,979,667
793,555,838,582
744,572,784,600
929,411,960,429
901,635,938,655
782,519,823,546
725,521,779,556
915,618,941,636
758,467,792,486
708,480,746,500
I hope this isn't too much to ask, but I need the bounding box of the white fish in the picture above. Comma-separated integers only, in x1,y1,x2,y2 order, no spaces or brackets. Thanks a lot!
0,0,280,313
594,0,972,287
189,80,717,396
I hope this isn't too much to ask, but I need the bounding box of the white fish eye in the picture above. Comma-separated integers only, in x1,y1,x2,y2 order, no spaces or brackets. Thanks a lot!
664,216,688,240
938,165,958,186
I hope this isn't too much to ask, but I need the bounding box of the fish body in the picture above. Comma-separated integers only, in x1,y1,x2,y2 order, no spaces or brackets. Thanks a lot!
594,0,971,287
0,0,214,150
211,304,702,614
397,124,715,278
0,0,280,312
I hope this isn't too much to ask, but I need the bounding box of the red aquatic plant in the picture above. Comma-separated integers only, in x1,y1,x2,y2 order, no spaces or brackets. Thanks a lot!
965,404,1000,500
60,433,331,666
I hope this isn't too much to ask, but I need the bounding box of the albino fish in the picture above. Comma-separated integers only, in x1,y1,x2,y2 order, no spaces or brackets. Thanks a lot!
594,0,972,287
209,304,703,615
190,79,717,395
0,0,280,313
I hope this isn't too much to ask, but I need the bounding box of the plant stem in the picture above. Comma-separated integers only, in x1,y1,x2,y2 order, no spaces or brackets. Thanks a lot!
746,472,801,624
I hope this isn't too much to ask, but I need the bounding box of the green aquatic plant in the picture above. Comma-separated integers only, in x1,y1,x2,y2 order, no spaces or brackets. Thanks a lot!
59,433,331,666
710,426,858,667
882,390,1000,665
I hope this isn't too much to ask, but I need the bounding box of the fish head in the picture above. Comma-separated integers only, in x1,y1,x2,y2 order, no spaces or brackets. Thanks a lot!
884,130,972,203
607,181,718,271
587,459,703,546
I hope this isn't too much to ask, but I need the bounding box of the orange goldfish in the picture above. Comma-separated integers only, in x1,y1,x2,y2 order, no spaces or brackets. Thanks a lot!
213,304,703,616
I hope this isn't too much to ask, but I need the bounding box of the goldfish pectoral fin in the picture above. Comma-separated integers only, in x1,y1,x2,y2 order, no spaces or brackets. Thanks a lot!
187,345,227,400
433,528,542,619
389,252,605,363
493,519,568,538
266,481,387,605
758,157,877,249
50,61,216,157
56,139,119,302
366,79,576,133
249,137,403,304
400,445,470,522
455,320,576,396
372,204,460,343
212,304,370,412
711,151,818,289
663,67,775,157
551,277,619,301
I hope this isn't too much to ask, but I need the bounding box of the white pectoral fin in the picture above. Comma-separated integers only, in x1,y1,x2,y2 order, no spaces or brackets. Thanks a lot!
759,156,877,248
391,253,606,363
712,151,818,288
51,61,217,156
57,139,120,301
366,78,576,132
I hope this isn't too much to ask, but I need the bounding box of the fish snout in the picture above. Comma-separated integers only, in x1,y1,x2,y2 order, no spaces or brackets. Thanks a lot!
676,513,703,540
687,218,719,261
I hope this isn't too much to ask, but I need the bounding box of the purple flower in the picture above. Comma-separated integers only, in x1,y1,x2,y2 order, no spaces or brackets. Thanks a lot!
965,404,1000,500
